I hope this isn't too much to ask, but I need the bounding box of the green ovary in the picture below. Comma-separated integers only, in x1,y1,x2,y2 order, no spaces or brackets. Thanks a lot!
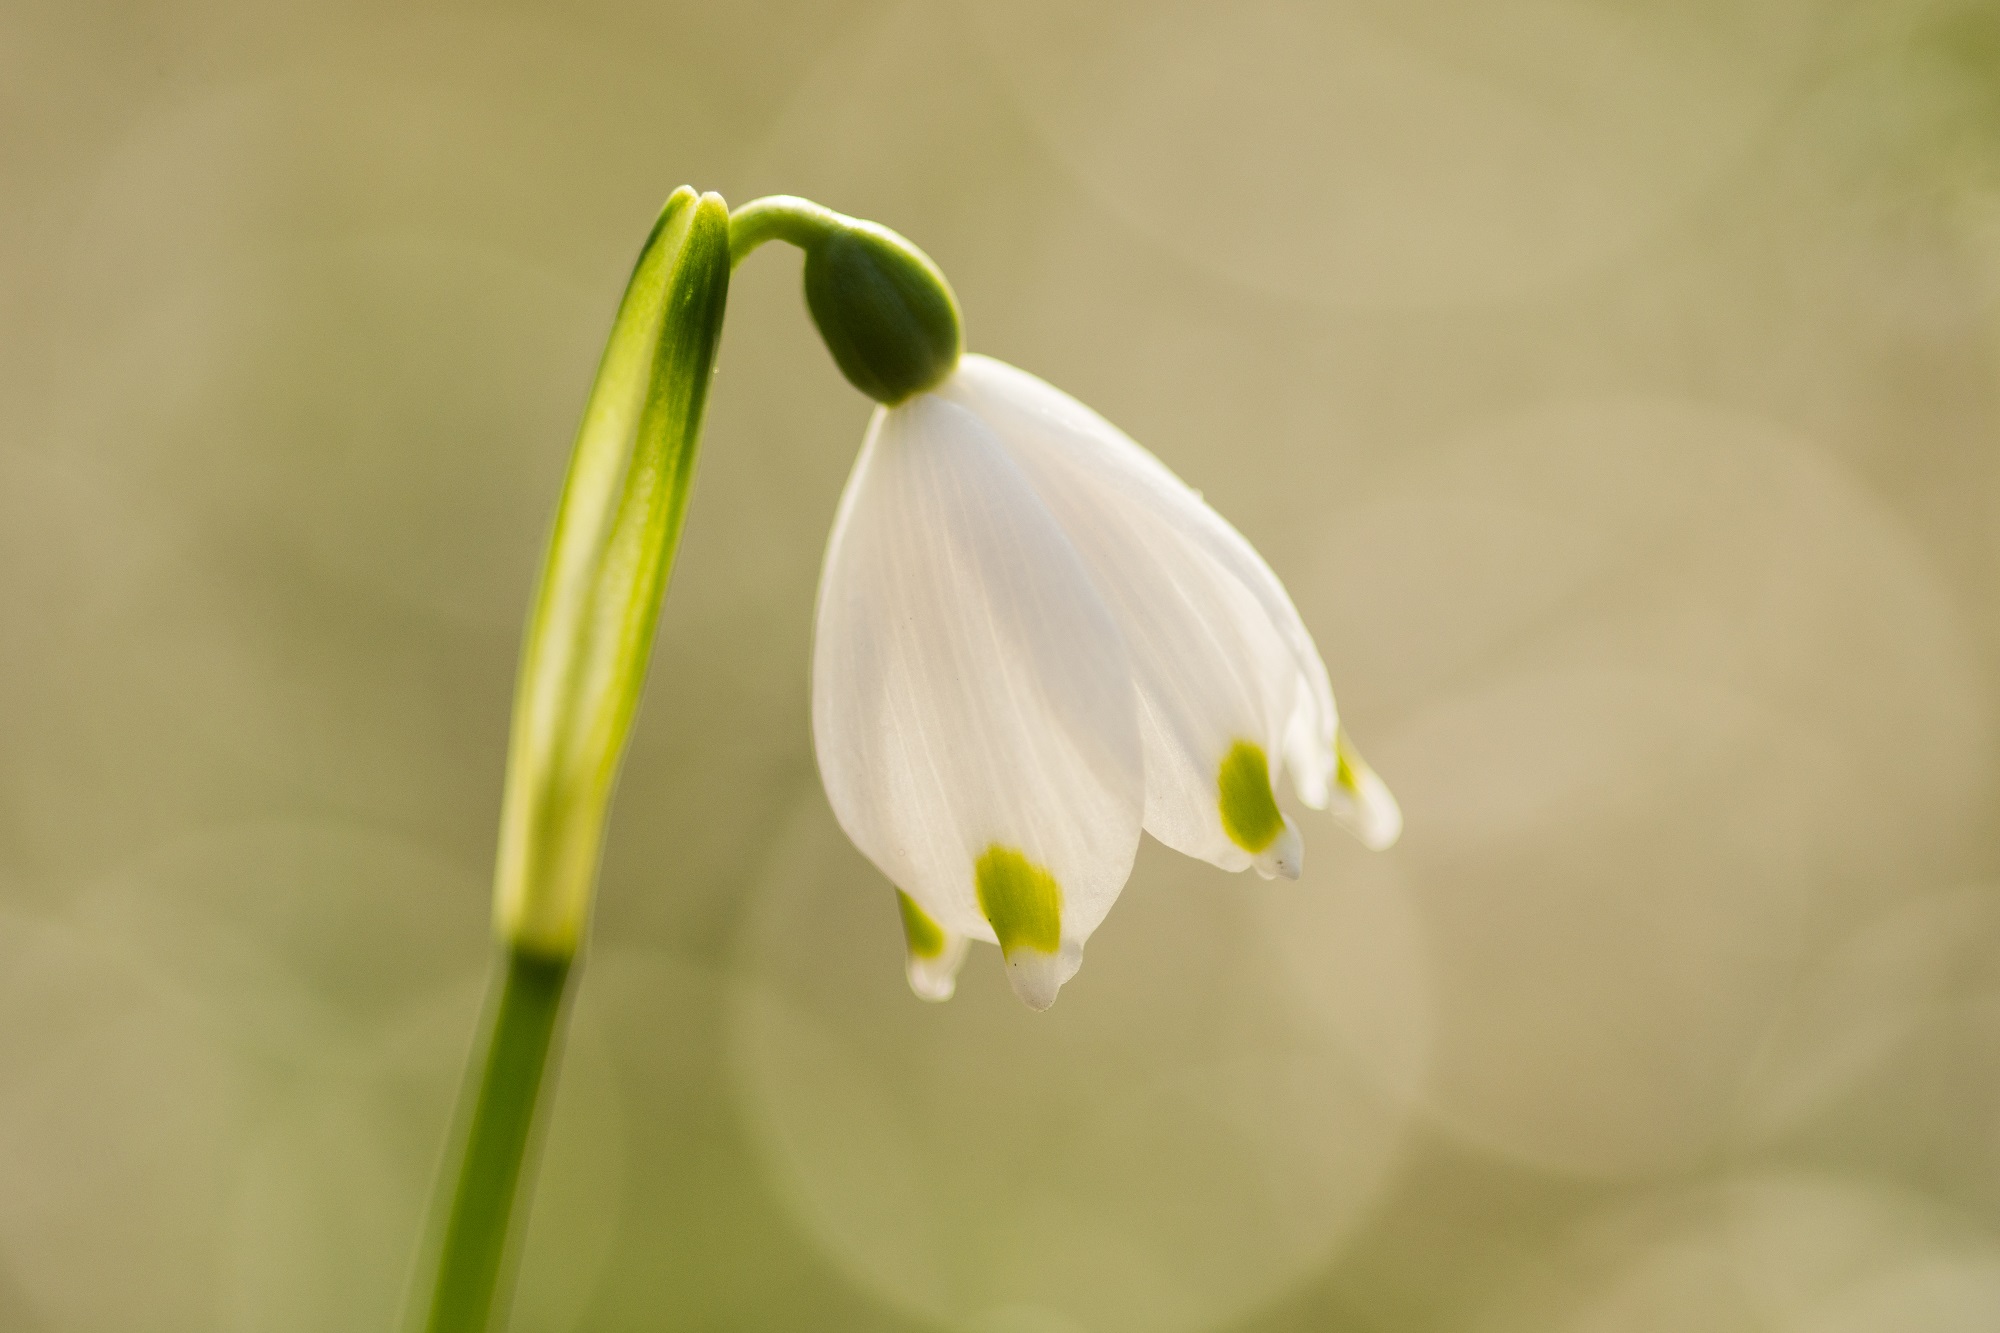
1219,741,1285,853
975,846,1063,956
897,890,947,959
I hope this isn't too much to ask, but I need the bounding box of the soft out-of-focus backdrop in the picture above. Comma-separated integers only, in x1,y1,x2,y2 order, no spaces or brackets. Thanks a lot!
5,1,2000,1330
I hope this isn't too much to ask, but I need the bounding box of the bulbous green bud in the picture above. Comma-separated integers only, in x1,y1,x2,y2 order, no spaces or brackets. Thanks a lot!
802,222,962,404
728,197,962,404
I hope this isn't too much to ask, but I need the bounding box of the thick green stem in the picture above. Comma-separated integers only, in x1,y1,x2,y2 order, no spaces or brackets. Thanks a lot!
418,948,572,1333
404,185,729,1333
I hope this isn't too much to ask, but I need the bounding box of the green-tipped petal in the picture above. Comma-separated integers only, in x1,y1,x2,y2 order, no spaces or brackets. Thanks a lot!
1217,741,1303,880
976,846,1082,1010
1329,729,1402,851
810,390,1142,1013
897,890,968,1002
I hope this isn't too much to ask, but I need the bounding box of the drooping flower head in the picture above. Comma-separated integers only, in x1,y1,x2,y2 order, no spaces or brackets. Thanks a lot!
732,198,1399,1010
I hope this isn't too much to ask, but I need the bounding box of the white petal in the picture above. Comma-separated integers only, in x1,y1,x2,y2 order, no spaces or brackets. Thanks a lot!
813,394,1143,1004
941,355,1339,873
896,891,970,1002
1328,730,1402,851
1254,818,1304,881
906,943,969,1002
1005,940,1083,1012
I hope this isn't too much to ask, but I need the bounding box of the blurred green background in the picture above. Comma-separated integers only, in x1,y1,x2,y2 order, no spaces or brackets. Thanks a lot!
6,1,2000,1329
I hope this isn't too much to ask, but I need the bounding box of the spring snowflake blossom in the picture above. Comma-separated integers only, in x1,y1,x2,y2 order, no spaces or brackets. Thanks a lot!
811,354,1399,1010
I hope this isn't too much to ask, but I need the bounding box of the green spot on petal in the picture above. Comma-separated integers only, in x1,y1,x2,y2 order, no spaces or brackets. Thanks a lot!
1335,740,1360,793
974,846,1063,956
1219,741,1285,853
896,890,947,960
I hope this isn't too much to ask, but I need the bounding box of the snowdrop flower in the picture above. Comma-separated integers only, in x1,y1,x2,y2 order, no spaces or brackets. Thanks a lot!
731,197,1399,1010
814,355,1400,1010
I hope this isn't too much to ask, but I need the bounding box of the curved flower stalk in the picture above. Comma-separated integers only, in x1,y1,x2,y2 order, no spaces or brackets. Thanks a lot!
730,197,1400,1011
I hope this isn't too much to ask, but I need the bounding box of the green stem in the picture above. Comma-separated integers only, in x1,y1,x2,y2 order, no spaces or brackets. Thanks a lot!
727,194,843,267
406,186,729,1333
417,948,573,1333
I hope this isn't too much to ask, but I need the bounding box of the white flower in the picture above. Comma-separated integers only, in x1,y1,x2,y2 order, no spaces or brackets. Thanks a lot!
812,354,1399,1010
